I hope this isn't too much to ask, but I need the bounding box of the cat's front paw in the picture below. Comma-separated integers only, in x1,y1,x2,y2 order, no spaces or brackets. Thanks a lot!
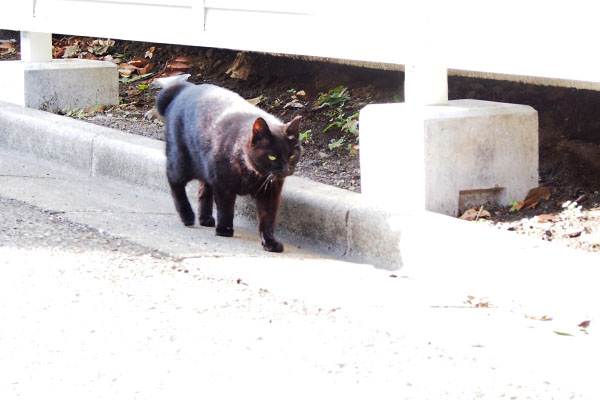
262,240,284,253
180,212,195,227
216,226,234,237
199,215,215,227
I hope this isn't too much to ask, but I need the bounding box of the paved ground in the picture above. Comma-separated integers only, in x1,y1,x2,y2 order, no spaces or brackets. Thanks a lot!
1,150,599,399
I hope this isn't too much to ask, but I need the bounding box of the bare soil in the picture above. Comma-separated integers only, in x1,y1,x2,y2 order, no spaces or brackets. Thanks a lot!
2,34,599,254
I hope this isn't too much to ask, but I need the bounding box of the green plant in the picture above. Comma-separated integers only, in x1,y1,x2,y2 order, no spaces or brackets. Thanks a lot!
62,108,85,118
509,201,519,212
299,129,313,144
323,109,359,153
317,86,350,108
119,72,154,83
324,109,358,135
137,83,150,90
328,137,344,151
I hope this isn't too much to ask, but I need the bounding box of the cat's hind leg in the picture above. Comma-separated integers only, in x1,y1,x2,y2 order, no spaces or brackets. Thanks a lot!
198,181,215,227
168,179,195,226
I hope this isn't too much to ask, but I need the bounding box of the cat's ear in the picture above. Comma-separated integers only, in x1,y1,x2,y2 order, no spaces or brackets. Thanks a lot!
251,117,272,145
285,115,302,140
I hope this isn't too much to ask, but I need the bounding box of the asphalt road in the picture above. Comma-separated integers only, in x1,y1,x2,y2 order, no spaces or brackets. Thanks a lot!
1,150,599,399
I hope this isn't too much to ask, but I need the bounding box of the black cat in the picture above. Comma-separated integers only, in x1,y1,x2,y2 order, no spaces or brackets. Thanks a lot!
156,82,301,252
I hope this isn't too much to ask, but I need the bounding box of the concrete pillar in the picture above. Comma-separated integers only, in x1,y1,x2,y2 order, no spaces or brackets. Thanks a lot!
404,64,448,105
20,31,52,62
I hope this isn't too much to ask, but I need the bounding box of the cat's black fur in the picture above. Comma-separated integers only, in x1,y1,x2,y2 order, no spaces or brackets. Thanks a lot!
156,82,301,252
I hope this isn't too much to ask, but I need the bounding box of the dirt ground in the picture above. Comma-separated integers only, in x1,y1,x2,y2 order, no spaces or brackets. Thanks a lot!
1,34,599,254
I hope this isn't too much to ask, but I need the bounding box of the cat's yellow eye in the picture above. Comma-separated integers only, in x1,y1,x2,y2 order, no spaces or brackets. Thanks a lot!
268,155,277,161
289,154,296,160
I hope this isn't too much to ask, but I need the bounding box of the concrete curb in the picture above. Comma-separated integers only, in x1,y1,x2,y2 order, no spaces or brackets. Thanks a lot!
2,101,599,277
0,101,403,267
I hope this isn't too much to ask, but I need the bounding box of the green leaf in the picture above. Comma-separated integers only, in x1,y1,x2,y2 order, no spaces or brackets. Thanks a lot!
317,85,350,108
299,129,312,143
119,73,154,83
323,121,342,133
328,137,344,151
342,118,359,135
553,331,574,337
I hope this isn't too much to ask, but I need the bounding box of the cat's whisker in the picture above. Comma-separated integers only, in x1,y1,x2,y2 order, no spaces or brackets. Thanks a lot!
257,174,273,194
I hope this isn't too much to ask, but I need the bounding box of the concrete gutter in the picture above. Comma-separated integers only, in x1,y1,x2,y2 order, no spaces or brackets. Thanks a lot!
1,101,598,275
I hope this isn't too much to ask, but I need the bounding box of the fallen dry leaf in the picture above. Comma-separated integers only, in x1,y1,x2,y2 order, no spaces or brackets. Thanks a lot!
0,42,14,49
139,62,154,75
63,45,80,58
578,320,591,329
295,90,309,100
525,314,553,321
128,57,149,68
226,52,252,80
459,206,491,221
162,70,185,77
173,56,192,63
145,46,156,59
167,61,191,70
246,96,263,106
85,104,106,114
464,295,491,308
537,214,556,223
53,47,66,58
513,201,525,211
522,186,551,209
118,68,133,77
284,99,305,109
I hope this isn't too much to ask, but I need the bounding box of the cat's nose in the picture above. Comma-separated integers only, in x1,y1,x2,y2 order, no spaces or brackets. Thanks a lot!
279,163,291,176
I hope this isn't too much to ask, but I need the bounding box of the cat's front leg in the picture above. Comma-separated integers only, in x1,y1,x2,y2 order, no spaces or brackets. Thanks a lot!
255,182,284,252
213,190,236,237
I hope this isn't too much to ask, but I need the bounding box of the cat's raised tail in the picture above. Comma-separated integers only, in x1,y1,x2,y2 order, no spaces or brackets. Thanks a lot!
156,82,192,117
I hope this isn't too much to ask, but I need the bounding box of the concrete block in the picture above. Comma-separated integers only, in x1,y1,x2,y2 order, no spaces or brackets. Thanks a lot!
0,59,118,112
359,99,538,216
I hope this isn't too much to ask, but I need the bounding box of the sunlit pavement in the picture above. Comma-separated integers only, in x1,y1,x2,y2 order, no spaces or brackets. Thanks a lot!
1,150,599,399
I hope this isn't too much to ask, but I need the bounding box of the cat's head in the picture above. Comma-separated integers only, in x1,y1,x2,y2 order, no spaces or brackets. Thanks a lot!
248,116,302,178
